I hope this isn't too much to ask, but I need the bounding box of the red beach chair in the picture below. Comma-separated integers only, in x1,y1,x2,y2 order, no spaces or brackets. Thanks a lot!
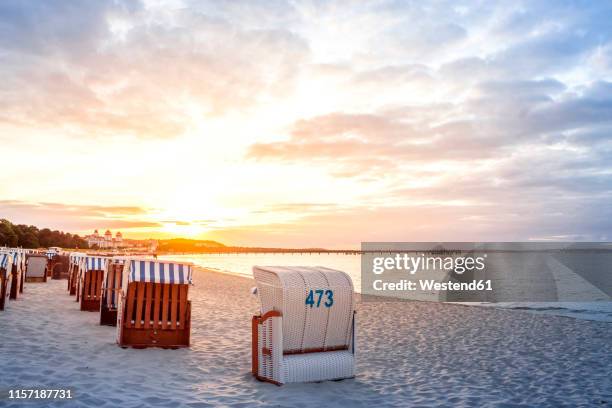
80,256,108,312
0,253,14,311
100,258,126,326
67,253,85,295
116,259,193,349
5,250,23,300
20,249,27,294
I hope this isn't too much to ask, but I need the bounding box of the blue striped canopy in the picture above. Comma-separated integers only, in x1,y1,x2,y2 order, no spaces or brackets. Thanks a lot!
70,253,86,265
86,256,108,271
11,251,21,265
0,251,19,266
0,253,13,269
102,260,124,308
128,260,193,284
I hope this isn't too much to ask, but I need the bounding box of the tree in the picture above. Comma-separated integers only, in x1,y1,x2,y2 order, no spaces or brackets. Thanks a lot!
0,219,18,246
0,219,89,249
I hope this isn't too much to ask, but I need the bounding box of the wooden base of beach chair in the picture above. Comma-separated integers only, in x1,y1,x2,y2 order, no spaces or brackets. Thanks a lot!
100,305,118,326
118,282,191,349
9,265,20,300
25,276,46,283
68,265,77,295
80,298,101,312
0,276,9,311
20,267,24,294
0,286,6,312
80,270,104,312
0,270,14,310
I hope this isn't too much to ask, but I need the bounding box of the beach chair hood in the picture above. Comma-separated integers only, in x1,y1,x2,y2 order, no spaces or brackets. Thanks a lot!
253,265,354,354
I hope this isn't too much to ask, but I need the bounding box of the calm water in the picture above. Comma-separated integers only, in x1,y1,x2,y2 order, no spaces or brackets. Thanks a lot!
159,253,363,289
159,253,612,322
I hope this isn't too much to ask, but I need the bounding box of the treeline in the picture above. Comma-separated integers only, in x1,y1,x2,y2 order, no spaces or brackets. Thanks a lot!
0,219,89,249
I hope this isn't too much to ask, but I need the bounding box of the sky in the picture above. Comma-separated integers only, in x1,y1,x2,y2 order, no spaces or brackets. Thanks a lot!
1,0,611,248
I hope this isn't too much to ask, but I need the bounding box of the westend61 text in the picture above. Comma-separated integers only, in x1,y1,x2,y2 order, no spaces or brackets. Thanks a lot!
373,279,493,292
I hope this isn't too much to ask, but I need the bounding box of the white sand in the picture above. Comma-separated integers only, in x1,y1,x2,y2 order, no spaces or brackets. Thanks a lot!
1,268,611,407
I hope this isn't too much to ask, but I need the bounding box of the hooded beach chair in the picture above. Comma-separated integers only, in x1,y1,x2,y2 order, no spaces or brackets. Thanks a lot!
51,253,69,280
0,253,14,311
67,253,85,295
6,250,22,300
251,266,356,385
17,249,29,293
100,257,127,326
44,250,58,278
116,259,193,348
25,253,48,282
18,249,27,294
80,256,108,311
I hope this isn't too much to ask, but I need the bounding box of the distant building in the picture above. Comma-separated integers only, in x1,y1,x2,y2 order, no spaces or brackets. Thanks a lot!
86,229,125,249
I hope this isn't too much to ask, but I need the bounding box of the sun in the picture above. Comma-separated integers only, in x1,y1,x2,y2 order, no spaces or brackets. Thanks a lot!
161,222,206,238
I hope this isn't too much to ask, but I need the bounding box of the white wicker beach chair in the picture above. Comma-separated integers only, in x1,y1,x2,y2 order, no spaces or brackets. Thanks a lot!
252,266,356,385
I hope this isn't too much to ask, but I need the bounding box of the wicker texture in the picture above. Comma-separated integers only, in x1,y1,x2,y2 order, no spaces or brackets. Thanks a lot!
253,266,354,353
283,350,355,383
253,266,355,384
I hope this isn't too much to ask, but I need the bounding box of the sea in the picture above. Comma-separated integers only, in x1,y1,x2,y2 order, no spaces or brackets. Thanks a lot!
159,252,612,323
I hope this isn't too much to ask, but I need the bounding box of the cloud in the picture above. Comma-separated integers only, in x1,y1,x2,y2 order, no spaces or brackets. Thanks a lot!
0,200,159,232
246,72,612,242
0,1,309,138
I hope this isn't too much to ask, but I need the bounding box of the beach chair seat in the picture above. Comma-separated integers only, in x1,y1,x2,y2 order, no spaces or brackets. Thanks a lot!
80,256,108,312
25,254,48,283
0,253,14,311
100,258,126,326
252,266,356,385
116,259,193,348
283,350,355,383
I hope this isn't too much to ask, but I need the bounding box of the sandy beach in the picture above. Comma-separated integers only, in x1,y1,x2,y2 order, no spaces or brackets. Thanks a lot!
1,268,611,407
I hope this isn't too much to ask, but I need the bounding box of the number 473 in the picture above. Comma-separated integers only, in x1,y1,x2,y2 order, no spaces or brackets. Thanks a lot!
305,289,334,308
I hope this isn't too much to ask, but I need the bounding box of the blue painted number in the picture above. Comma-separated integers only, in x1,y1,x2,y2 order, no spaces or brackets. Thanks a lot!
305,289,334,308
